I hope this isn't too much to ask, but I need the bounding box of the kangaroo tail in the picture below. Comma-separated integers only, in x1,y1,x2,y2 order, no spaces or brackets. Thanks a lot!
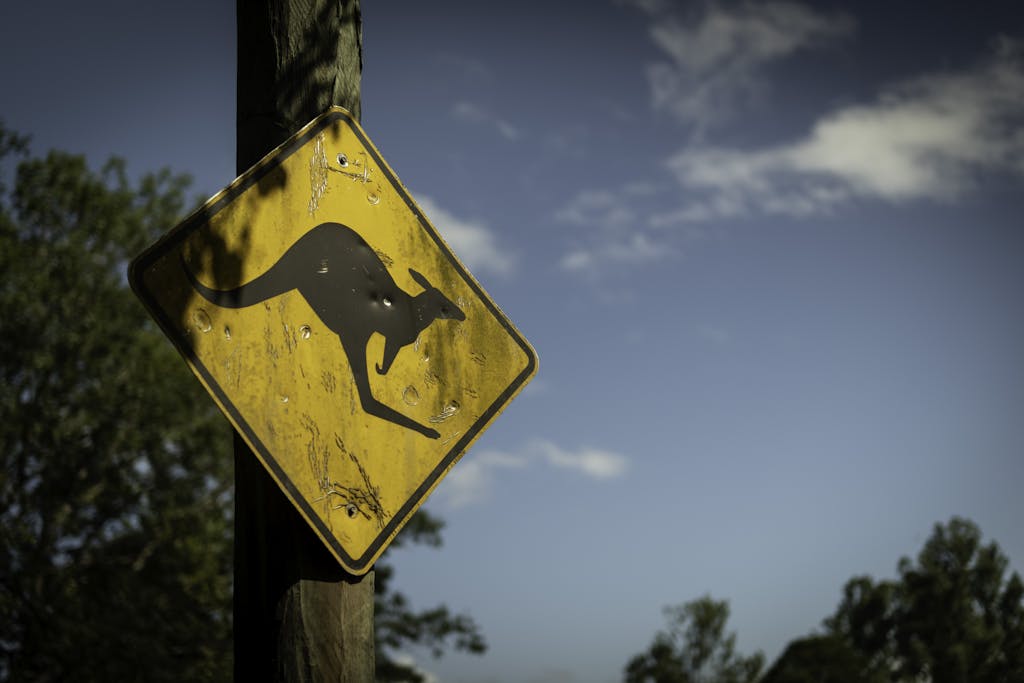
180,252,295,308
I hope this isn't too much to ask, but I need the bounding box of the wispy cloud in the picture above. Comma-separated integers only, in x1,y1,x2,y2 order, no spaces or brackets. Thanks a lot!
452,101,523,141
556,183,674,278
662,39,1024,221
441,440,629,508
638,1,854,134
416,195,516,276
560,233,671,277
441,451,518,509
554,2,859,276
535,441,628,479
556,184,656,232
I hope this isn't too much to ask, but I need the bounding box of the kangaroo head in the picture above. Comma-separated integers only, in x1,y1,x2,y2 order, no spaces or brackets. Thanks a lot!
409,268,466,322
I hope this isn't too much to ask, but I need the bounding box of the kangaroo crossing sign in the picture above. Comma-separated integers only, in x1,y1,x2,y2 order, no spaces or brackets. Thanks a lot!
129,107,537,574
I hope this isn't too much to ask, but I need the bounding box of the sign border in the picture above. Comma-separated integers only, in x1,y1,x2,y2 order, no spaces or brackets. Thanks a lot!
129,107,537,573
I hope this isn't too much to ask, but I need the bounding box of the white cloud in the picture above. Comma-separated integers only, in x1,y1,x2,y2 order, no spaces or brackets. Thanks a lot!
533,440,628,479
556,188,638,232
556,183,657,231
443,449,528,508
664,41,1024,219
642,2,854,132
441,440,628,508
555,183,673,278
560,233,671,277
415,195,516,276
441,460,490,509
452,101,523,141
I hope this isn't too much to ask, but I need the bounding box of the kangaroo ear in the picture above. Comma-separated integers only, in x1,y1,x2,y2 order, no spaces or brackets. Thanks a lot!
408,268,431,289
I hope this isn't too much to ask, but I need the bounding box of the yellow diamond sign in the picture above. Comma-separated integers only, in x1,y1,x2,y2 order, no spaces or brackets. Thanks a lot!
129,107,537,574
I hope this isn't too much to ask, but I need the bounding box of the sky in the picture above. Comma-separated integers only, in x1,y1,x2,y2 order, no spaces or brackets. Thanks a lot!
2,1,1023,681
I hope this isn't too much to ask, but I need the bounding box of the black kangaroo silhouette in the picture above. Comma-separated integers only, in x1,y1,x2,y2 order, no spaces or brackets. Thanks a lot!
182,221,465,439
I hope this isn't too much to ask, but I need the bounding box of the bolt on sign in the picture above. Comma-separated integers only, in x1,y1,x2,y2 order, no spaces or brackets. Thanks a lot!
129,107,537,575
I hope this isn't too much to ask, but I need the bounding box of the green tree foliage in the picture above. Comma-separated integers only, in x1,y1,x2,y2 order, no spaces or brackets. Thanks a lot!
759,635,884,683
0,126,234,681
624,596,764,683
824,517,1024,683
0,126,485,682
375,508,486,682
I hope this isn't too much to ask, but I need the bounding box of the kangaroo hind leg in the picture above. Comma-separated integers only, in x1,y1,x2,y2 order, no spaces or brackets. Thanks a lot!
339,334,440,439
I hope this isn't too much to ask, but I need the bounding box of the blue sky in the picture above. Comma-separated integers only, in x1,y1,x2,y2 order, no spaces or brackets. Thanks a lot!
3,1,1023,682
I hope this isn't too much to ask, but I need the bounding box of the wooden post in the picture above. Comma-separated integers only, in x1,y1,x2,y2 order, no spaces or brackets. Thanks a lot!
233,2,373,681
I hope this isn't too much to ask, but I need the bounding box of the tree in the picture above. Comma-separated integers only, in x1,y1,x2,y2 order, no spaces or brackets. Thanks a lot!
624,596,764,683
0,126,234,681
824,517,1024,683
375,509,486,682
0,126,485,682
759,635,884,683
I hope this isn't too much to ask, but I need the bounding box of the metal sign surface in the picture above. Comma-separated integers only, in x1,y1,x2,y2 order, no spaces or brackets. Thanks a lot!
129,108,537,574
